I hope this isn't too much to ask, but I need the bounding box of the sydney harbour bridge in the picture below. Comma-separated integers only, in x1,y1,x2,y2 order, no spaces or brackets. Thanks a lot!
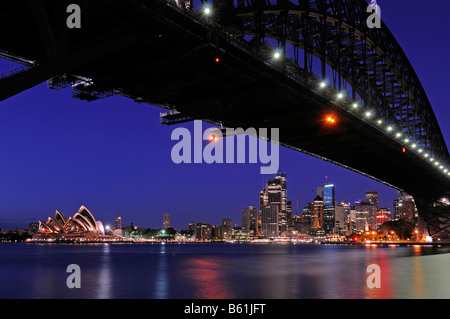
0,0,449,241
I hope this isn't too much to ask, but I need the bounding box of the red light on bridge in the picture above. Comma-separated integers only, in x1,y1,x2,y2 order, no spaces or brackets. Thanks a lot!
402,147,406,153
325,115,337,124
215,57,220,63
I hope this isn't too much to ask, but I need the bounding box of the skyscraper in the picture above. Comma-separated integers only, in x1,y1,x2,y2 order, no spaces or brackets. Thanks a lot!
267,172,288,235
355,201,377,231
221,218,232,239
323,184,336,234
114,216,122,230
335,201,351,234
311,195,323,232
365,191,379,210
261,204,279,237
302,204,312,234
163,213,170,229
394,192,417,220
242,206,258,235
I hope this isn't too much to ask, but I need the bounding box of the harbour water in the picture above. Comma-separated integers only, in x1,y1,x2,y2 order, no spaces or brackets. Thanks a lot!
1,242,450,299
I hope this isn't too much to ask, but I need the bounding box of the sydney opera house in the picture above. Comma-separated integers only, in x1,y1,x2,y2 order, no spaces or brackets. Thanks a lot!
30,205,126,242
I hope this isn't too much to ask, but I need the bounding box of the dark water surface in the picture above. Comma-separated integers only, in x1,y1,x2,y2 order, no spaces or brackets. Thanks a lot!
1,242,450,299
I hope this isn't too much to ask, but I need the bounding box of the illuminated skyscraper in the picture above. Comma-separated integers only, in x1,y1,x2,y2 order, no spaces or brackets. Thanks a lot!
221,218,232,239
267,172,288,235
365,191,379,210
163,213,170,229
323,184,335,234
261,204,279,237
311,195,323,232
335,201,351,234
394,192,417,220
114,216,122,230
242,206,258,235
355,201,377,231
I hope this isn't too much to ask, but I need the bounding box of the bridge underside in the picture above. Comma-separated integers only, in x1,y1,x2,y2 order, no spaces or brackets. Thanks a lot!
1,1,450,240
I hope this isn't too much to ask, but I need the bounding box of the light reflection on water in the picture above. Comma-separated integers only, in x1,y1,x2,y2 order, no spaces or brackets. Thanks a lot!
1,243,450,299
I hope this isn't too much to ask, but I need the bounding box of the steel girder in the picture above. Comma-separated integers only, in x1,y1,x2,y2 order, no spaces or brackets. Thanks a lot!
217,0,449,166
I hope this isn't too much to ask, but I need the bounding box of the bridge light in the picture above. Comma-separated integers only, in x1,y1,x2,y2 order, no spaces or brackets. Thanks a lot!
424,153,429,157
337,93,344,99
377,119,382,124
215,57,220,63
418,149,423,153
395,132,402,138
404,138,409,143
387,126,393,132
326,115,336,124
430,157,434,162
402,147,406,153
444,169,448,173
365,111,372,118
352,103,358,108
411,144,417,149
319,81,327,88
204,7,211,15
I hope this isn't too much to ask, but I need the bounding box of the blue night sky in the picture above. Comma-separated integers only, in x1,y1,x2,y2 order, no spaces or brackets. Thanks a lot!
0,0,449,230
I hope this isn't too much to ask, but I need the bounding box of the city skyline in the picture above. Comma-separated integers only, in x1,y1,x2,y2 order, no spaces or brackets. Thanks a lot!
5,174,403,233
0,1,449,233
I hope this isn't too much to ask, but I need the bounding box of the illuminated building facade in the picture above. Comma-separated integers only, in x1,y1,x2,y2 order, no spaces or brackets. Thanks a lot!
323,184,335,234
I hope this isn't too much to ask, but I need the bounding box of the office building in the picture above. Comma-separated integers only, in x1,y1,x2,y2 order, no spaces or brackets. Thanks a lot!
114,216,122,230
335,201,351,234
323,184,336,234
163,213,170,229
261,204,279,237
365,191,379,210
242,206,258,235
394,192,417,220
355,201,377,231
221,218,232,239
192,223,212,240
311,195,323,232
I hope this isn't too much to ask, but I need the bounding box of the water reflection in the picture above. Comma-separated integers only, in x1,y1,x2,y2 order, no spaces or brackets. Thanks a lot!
96,244,112,299
154,244,168,299
4,243,450,299
364,246,392,299
182,256,234,299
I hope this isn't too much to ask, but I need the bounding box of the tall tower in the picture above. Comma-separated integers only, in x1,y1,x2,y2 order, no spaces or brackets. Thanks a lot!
323,184,336,234
365,191,379,210
163,213,170,229
267,172,287,236
261,204,279,238
311,195,323,232
114,216,122,229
